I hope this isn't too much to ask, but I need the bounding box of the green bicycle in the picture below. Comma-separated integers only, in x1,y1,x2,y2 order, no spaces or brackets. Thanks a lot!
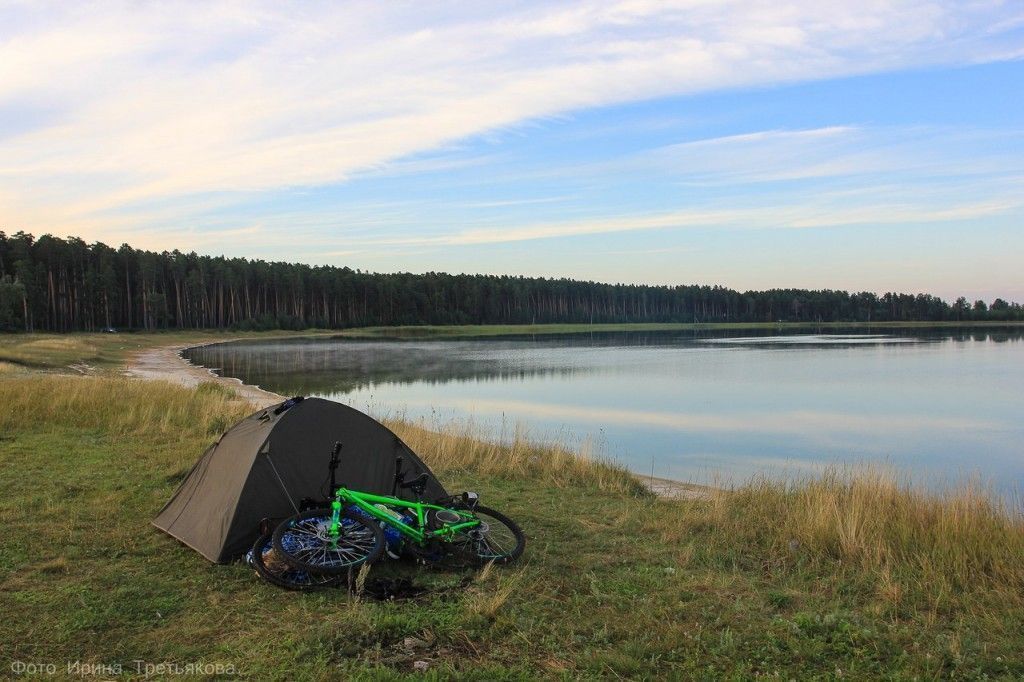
272,443,525,574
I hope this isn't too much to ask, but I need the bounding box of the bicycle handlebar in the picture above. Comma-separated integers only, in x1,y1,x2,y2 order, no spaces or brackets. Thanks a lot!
328,441,342,496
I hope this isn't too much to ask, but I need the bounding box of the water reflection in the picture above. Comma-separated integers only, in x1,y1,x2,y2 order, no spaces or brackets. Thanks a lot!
184,328,1024,492
185,339,606,394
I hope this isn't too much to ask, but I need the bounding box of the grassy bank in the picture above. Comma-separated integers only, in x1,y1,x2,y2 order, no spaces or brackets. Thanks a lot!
2,370,1023,679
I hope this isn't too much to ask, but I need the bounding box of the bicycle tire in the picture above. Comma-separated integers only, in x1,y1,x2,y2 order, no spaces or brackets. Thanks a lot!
272,508,385,575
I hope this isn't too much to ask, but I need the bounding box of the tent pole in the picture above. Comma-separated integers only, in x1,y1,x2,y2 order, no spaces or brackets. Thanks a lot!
264,452,300,514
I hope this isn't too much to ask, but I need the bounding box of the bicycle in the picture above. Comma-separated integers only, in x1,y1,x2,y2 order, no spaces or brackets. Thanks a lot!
272,443,525,574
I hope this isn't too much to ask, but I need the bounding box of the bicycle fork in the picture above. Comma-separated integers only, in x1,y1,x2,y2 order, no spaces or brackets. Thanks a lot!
328,499,342,547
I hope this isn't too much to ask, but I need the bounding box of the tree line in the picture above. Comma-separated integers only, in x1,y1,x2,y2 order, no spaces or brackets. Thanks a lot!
0,231,1021,332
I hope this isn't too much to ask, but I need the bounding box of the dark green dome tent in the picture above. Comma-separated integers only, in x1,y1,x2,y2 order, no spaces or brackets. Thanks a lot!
152,397,446,563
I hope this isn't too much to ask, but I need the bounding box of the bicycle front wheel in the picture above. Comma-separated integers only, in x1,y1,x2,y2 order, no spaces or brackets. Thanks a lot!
272,508,385,575
249,533,343,591
449,506,525,565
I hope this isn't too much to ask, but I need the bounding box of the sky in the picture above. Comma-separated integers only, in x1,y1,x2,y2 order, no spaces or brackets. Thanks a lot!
1,1,1023,302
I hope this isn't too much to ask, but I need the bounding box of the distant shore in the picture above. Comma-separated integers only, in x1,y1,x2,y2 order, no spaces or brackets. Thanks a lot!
334,320,1024,338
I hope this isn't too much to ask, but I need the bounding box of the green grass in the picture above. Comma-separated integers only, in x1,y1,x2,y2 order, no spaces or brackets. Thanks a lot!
2,372,1023,679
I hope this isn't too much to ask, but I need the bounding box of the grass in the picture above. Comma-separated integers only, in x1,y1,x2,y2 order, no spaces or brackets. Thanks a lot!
2,368,1023,678
387,419,647,497
0,329,334,373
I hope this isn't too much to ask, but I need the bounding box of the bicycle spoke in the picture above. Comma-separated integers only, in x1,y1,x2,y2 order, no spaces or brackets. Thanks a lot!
481,532,507,557
448,510,520,560
278,513,381,570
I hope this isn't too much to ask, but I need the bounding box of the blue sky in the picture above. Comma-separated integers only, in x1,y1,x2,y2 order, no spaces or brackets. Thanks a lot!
2,1,1023,301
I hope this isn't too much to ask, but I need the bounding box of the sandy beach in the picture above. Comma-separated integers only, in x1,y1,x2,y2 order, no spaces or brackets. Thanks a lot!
124,340,284,408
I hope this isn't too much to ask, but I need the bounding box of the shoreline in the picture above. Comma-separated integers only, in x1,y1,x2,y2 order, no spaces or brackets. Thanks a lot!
124,340,285,408
336,320,1024,338
123,337,711,500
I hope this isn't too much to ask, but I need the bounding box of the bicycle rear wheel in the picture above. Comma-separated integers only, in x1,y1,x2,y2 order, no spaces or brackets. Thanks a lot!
449,506,525,565
272,508,385,575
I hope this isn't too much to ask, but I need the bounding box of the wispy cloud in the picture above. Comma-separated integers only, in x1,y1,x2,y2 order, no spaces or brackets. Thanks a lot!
2,1,1023,238
539,124,1024,187
457,195,575,209
352,195,1023,247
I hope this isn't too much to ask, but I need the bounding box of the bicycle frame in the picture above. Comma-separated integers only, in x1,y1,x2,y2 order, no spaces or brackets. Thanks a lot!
327,487,480,544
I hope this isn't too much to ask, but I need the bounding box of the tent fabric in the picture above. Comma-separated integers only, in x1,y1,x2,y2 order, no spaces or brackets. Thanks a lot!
152,397,446,563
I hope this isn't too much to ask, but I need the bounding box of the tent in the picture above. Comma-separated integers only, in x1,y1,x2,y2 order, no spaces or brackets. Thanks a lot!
152,396,446,563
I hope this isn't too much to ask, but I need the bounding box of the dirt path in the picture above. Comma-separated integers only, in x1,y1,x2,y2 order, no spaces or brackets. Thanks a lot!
124,341,284,408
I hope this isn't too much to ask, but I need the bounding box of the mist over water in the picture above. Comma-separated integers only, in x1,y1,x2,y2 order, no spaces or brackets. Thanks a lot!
185,329,1024,493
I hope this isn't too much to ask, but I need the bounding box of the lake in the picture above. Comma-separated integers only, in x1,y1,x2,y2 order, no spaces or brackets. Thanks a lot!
184,328,1024,493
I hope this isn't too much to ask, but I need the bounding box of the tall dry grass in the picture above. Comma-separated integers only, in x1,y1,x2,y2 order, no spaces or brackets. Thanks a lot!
0,375,250,437
0,374,643,493
645,467,1024,611
386,417,648,496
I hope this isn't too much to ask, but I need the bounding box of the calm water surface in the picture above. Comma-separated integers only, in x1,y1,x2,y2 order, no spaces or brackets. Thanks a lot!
185,329,1024,491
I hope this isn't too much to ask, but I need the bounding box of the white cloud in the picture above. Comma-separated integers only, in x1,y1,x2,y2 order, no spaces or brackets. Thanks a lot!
1,0,1023,239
